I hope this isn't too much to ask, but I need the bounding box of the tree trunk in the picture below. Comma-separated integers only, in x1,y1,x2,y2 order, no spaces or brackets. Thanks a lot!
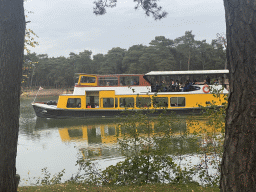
188,49,190,70
0,1,25,191
220,1,256,191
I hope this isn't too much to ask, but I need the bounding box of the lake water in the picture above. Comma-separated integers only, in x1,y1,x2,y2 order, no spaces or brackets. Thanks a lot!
17,96,223,186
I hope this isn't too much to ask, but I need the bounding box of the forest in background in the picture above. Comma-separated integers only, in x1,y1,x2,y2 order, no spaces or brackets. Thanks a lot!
23,31,226,88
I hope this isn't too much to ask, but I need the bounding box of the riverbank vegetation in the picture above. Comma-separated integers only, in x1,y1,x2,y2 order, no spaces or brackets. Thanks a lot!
22,31,226,88
18,183,219,191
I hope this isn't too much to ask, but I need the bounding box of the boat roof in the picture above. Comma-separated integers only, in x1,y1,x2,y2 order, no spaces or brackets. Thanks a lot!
145,69,229,76
75,73,144,76
75,70,229,77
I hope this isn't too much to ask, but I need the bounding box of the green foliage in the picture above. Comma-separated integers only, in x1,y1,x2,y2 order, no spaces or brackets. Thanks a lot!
35,168,65,185
23,31,226,88
99,48,127,74
187,87,227,187
99,112,177,185
18,182,220,192
24,7,39,54
198,86,227,133
73,111,205,186
101,155,176,185
72,160,103,185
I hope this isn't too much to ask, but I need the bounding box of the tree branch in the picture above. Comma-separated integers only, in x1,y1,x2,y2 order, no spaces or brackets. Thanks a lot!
93,0,117,15
134,0,167,20
93,0,167,20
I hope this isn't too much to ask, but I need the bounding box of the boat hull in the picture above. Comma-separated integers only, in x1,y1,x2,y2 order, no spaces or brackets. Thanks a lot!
32,103,203,119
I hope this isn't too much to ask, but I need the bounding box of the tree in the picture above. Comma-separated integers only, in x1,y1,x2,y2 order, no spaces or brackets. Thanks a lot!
149,36,176,70
0,0,25,191
75,50,93,74
103,47,127,74
220,1,256,191
96,47,127,74
122,44,146,73
139,46,158,73
174,31,197,70
24,2,39,54
23,53,39,87
91,54,106,74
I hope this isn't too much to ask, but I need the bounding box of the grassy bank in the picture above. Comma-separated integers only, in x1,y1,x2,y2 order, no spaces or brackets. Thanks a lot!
18,183,219,192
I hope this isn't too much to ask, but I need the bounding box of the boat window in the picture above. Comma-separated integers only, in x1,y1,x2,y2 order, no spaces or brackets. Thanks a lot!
170,97,185,107
153,97,168,107
103,98,114,108
99,76,118,86
136,97,151,108
104,125,116,136
119,97,134,108
80,76,96,83
115,98,118,108
67,98,81,108
86,96,99,108
68,129,83,139
120,76,139,86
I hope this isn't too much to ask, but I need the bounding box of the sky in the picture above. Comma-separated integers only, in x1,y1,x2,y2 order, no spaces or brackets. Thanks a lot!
24,0,226,58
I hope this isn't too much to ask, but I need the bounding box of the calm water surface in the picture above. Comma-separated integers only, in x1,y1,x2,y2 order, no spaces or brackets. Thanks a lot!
17,96,221,186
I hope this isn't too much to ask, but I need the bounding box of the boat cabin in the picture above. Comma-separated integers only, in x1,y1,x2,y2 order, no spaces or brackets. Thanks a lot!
75,74,150,87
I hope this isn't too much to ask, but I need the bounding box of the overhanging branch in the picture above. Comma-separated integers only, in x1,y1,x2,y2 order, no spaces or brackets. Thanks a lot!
93,0,167,20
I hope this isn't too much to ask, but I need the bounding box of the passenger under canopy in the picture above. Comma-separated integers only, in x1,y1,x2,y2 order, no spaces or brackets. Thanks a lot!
144,70,229,92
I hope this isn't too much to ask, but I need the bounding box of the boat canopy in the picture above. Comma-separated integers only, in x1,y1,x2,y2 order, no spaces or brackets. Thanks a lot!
145,70,229,76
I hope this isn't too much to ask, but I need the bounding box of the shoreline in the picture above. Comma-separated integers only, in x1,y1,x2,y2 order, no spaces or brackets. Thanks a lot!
21,88,73,97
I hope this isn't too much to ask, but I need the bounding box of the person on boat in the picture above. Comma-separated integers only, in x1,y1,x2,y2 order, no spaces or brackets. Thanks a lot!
204,79,209,85
155,81,161,92
214,79,219,85
179,82,184,91
206,76,211,85
175,80,180,92
161,79,167,91
183,80,192,92
167,79,173,92
171,80,176,92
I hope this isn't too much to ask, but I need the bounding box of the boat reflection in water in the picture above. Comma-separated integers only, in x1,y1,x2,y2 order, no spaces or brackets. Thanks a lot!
59,123,121,159
35,116,223,160
35,118,123,160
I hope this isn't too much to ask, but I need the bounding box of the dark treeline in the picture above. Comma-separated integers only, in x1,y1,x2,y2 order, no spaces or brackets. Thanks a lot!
23,31,226,88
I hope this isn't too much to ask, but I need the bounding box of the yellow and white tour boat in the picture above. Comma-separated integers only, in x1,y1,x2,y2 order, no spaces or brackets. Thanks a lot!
32,70,229,118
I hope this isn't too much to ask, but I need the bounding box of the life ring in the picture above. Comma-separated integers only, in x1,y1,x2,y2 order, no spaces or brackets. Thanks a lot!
202,85,210,93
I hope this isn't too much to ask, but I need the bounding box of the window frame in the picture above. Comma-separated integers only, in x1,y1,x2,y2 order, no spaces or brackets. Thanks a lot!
152,97,168,108
136,97,151,108
66,98,82,108
102,98,114,108
170,97,186,107
119,97,134,108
